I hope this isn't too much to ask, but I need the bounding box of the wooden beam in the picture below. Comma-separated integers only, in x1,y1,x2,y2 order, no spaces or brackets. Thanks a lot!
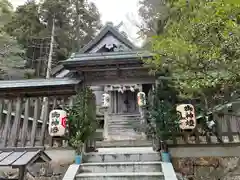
11,97,22,147
21,98,30,146
40,99,49,146
3,99,13,147
30,98,40,146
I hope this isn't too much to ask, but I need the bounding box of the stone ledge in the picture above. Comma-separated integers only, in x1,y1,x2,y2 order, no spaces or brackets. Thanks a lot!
170,146,240,157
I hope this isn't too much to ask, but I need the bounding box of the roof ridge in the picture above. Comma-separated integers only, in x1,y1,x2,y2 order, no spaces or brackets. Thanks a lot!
79,23,137,53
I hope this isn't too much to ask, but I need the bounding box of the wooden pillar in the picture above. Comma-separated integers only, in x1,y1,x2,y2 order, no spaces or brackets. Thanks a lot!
30,98,40,146
40,98,49,146
21,98,30,146
18,166,26,180
3,99,13,147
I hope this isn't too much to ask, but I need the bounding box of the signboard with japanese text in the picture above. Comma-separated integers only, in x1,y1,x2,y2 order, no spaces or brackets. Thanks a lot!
176,104,196,130
49,110,67,137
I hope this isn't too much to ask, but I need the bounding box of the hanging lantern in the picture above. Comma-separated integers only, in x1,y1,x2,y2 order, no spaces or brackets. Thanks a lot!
137,92,146,107
130,86,135,92
176,104,196,130
49,110,67,137
102,92,110,108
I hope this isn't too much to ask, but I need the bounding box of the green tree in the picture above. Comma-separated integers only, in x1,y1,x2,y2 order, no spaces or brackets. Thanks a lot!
40,0,101,58
138,0,168,36
147,0,240,111
0,0,25,78
148,72,179,142
68,87,97,154
5,0,102,76
5,0,47,74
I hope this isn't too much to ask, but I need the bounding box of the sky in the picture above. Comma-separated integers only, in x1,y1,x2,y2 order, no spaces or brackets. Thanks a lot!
9,0,143,46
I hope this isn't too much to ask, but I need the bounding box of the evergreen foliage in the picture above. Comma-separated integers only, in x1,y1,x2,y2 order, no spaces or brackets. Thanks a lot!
0,0,25,78
67,87,97,154
148,72,180,141
5,0,102,75
147,0,240,112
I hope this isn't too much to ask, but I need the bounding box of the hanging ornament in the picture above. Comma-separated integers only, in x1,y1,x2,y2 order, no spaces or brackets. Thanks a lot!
118,86,122,93
106,43,114,49
110,85,113,91
130,86,135,92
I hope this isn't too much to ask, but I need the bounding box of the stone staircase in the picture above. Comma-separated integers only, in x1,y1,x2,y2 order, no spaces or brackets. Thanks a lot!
108,115,143,141
75,147,178,180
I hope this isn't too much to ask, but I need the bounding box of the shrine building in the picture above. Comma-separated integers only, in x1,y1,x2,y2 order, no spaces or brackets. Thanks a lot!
53,22,154,141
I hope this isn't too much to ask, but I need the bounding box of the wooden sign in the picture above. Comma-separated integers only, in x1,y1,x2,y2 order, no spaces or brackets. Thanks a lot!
49,110,67,137
176,104,196,130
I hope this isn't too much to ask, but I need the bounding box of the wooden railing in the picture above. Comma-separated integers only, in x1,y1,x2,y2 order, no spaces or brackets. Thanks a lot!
0,96,73,148
0,78,80,149
159,113,240,147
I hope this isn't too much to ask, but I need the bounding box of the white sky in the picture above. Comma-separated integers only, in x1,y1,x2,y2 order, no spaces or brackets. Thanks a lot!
9,0,143,46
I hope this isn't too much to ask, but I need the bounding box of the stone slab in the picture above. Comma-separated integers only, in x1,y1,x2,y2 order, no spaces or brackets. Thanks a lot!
80,161,162,173
76,172,164,180
84,152,161,163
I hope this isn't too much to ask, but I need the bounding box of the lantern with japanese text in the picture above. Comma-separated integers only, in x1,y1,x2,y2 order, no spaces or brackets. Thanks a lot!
176,104,196,130
49,110,67,137
137,92,146,107
102,92,110,108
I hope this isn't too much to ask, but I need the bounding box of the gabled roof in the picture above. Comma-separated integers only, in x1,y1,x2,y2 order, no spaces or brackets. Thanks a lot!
0,147,51,167
80,23,137,53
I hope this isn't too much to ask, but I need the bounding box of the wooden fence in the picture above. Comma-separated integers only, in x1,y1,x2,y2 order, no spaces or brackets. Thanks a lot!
0,78,80,149
0,96,74,148
164,113,240,147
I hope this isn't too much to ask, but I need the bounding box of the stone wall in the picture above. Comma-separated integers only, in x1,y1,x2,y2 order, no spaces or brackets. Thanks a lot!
173,157,240,180
170,146,240,180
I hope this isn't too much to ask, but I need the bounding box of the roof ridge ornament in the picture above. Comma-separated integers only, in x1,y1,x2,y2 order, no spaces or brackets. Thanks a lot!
106,22,114,26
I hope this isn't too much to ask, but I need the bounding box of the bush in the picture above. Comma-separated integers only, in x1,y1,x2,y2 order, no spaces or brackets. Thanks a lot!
67,87,97,154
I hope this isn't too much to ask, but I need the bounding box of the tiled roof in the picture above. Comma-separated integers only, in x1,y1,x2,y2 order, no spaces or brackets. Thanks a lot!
0,78,81,89
0,147,51,167
63,51,153,66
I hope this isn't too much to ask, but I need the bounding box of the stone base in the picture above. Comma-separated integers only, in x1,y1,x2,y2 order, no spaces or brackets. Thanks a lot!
173,157,240,180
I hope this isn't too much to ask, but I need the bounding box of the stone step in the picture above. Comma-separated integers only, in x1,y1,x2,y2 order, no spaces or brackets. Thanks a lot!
80,161,162,173
108,118,140,122
107,134,142,140
84,152,161,163
108,127,140,131
76,172,164,180
108,120,140,124
96,140,152,148
108,123,140,128
108,122,140,126
108,129,140,133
